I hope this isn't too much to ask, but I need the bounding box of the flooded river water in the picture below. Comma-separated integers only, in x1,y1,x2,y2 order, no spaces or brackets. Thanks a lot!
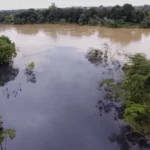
0,24,150,150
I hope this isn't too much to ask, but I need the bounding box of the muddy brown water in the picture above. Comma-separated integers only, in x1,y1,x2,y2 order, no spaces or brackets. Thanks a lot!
0,24,150,150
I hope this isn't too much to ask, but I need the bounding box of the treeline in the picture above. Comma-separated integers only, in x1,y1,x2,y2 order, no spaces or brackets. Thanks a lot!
0,3,150,28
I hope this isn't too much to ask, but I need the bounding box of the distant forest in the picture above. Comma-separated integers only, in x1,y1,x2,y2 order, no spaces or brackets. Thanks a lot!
1,3,150,28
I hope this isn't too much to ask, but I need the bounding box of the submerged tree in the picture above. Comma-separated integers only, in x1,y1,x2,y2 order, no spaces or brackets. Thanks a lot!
0,117,15,150
86,46,150,143
0,63,19,87
109,125,150,150
0,36,16,64
99,53,150,141
25,62,36,84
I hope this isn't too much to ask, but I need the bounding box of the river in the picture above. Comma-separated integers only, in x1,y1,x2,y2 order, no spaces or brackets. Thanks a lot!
0,24,150,150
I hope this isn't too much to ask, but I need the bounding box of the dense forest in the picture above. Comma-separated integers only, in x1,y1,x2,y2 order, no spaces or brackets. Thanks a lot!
0,3,150,28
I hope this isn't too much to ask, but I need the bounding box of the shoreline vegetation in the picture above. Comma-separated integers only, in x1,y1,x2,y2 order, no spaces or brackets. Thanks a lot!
0,36,16,64
0,3,150,28
0,117,15,150
86,47,150,144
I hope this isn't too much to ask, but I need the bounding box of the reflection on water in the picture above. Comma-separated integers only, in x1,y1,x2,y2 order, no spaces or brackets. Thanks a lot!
96,98,150,149
16,25,150,46
0,24,98,38
25,68,36,84
0,63,22,99
15,24,98,37
109,127,131,150
98,28,150,45
96,100,122,118
85,44,123,80
0,24,150,48
1,83,22,99
109,126,150,150
0,63,19,87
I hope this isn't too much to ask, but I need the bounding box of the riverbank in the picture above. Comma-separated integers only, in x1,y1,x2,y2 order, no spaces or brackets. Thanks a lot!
98,20,141,28
0,3,150,28
0,22,144,29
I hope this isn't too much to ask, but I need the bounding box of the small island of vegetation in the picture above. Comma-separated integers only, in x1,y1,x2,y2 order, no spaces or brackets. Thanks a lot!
0,36,16,64
0,3,150,28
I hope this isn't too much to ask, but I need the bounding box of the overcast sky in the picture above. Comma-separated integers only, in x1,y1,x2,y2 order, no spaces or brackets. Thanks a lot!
0,0,150,10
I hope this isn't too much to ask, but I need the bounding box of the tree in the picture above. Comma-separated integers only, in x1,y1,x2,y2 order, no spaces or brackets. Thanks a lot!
78,13,88,25
0,36,16,64
0,3,150,28
133,10,145,23
141,12,150,27
110,5,122,20
49,2,57,10
47,3,60,23
121,4,135,22
88,18,99,25
26,9,38,24
70,7,83,23
86,47,150,140
59,18,66,24
99,53,150,140
4,15,13,24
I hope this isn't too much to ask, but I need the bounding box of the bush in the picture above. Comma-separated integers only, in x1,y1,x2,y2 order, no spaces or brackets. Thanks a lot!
124,104,150,134
4,15,13,24
88,18,99,25
0,36,16,64
141,17,150,28
78,14,87,25
26,62,35,70
98,19,105,26
99,53,150,139
59,19,66,24
140,12,150,28
103,19,120,28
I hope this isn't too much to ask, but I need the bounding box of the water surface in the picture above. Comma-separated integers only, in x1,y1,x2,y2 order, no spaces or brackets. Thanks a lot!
0,24,150,150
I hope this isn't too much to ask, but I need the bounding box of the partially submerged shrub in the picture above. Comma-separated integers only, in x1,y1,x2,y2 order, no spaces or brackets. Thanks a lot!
99,53,150,140
103,19,119,28
26,62,35,70
86,48,103,66
59,19,66,24
0,36,16,64
88,18,99,25
25,62,36,83
141,15,150,28
0,116,15,145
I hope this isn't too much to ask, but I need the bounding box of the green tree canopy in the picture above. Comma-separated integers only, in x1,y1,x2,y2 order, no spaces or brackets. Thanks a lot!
99,53,150,140
86,47,150,140
0,36,16,64
1,3,150,27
